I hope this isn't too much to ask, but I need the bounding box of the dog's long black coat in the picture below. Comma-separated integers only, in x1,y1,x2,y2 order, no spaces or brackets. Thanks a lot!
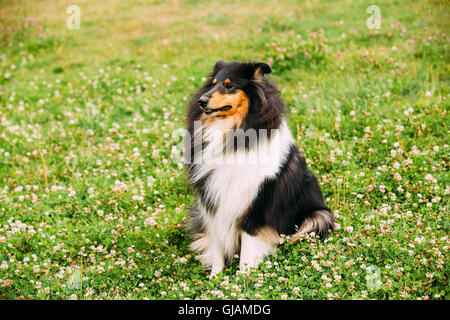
240,144,331,237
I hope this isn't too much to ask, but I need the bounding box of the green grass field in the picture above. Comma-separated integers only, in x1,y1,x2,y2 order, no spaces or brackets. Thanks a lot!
0,0,448,300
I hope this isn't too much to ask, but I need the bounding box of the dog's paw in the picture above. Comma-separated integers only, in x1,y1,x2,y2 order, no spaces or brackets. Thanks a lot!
239,262,255,276
208,273,218,280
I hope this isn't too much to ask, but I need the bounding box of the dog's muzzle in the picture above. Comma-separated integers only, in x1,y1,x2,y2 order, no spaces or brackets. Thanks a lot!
201,105,232,115
198,96,232,114
198,96,209,108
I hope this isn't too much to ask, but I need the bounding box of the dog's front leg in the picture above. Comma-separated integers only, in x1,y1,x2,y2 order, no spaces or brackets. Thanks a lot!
239,232,274,274
209,237,224,277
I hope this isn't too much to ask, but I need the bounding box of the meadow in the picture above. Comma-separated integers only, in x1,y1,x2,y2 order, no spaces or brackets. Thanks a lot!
0,0,448,300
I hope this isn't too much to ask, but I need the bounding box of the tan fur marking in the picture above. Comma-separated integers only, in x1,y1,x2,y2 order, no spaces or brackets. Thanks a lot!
224,78,231,84
255,226,281,246
253,67,265,82
189,233,209,253
207,90,249,130
212,78,217,84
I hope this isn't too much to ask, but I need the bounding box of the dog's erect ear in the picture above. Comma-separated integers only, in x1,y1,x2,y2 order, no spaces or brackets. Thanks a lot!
253,62,272,80
256,62,272,74
213,60,226,73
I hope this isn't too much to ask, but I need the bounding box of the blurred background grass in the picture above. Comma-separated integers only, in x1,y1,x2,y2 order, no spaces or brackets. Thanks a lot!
1,0,447,73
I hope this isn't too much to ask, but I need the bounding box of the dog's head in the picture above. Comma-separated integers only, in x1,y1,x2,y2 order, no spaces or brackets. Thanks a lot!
197,60,271,117
188,60,284,134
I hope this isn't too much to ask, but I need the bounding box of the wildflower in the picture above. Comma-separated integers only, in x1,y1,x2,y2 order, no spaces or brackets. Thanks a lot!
344,226,354,233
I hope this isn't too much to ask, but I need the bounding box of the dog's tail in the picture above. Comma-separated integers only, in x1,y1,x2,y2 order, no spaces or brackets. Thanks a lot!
290,210,336,243
188,202,209,254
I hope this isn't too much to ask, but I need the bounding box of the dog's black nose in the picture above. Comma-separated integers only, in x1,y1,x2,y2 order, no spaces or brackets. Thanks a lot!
198,96,209,108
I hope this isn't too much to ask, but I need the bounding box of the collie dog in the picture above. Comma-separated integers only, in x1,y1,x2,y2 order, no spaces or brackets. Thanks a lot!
186,61,335,276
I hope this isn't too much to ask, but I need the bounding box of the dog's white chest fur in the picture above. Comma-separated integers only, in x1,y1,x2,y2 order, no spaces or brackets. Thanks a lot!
190,119,294,260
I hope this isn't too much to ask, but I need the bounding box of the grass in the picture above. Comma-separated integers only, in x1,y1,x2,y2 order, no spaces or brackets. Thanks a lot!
0,0,449,300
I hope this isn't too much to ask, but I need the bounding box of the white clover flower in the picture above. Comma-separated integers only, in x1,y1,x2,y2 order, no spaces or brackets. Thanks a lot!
344,226,354,233
1,261,8,270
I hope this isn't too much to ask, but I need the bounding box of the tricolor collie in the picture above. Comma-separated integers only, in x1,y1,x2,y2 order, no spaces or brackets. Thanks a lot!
186,60,335,276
